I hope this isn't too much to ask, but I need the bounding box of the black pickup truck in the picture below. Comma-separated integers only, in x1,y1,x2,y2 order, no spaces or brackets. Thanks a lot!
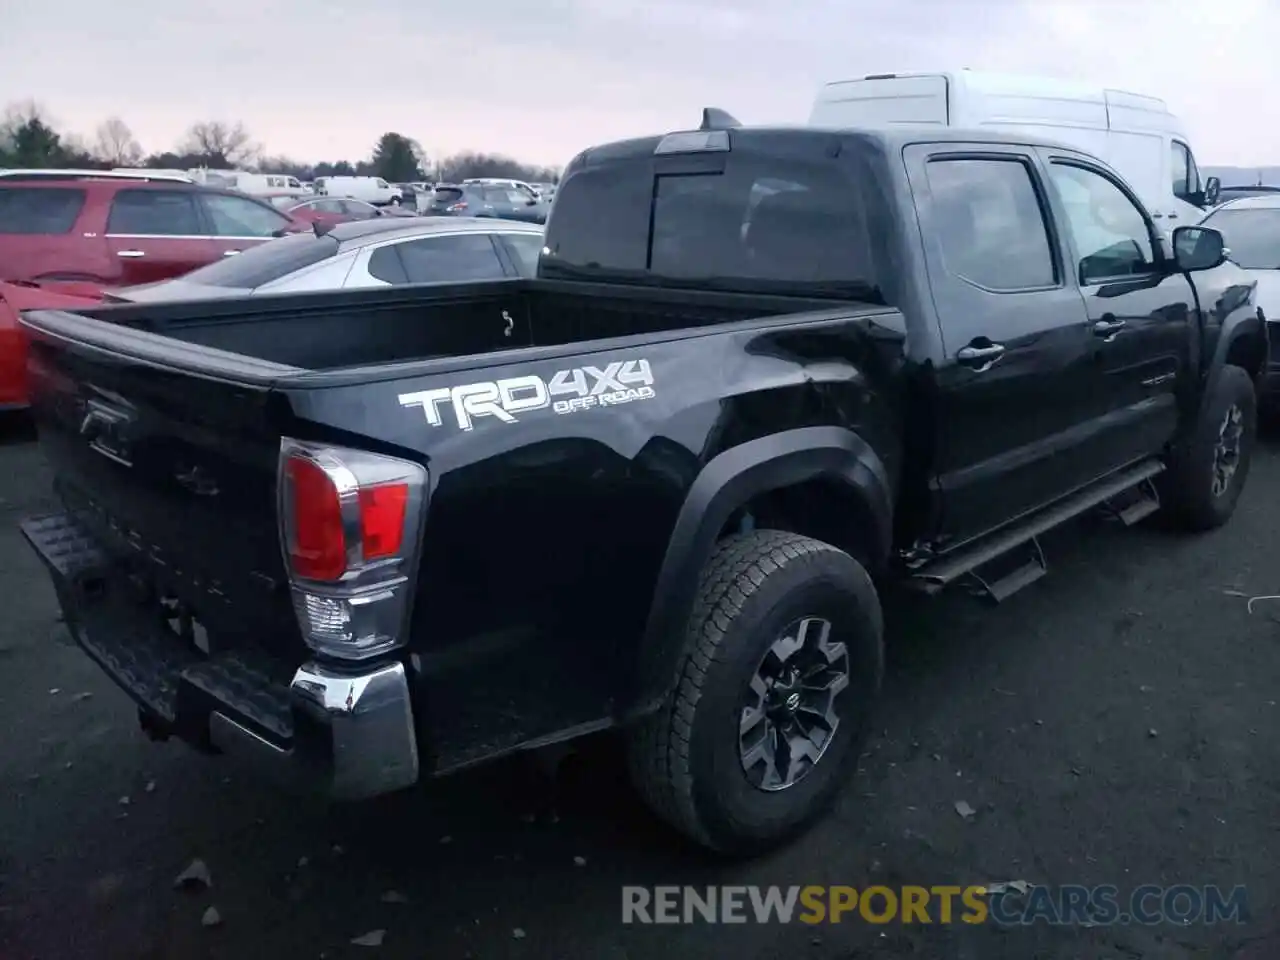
18,114,1266,855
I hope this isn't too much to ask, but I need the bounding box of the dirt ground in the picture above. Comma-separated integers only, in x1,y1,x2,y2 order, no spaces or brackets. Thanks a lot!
1,424,1278,959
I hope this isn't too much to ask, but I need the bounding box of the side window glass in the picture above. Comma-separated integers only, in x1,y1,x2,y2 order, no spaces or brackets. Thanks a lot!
1170,142,1191,200
1048,163,1156,284
368,246,409,284
923,158,1057,291
0,187,86,234
202,194,290,237
1184,146,1201,197
106,190,202,235
395,234,507,283
501,233,545,276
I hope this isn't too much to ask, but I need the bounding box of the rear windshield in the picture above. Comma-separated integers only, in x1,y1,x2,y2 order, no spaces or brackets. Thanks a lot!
174,231,340,288
1201,207,1280,270
432,187,464,203
0,186,86,234
542,137,881,298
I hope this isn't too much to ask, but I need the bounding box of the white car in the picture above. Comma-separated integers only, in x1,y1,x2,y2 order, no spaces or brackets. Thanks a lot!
1197,193,1280,401
104,218,545,303
1199,194,1280,307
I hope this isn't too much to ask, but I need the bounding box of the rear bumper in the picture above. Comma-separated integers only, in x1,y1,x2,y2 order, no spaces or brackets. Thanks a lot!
20,511,419,801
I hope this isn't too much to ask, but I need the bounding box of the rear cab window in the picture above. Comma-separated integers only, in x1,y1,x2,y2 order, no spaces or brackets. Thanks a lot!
541,130,883,300
0,186,87,234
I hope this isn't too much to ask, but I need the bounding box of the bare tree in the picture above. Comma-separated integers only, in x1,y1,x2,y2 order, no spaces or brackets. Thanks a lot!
179,120,258,167
92,117,143,165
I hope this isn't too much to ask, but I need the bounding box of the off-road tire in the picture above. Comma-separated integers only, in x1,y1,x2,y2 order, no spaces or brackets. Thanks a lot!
627,530,883,855
1159,364,1257,532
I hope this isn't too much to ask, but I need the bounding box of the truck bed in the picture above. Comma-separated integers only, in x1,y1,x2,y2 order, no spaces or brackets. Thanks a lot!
41,279,845,372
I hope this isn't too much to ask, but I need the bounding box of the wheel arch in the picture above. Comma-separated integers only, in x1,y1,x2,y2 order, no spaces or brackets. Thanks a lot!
1206,306,1267,406
628,426,893,719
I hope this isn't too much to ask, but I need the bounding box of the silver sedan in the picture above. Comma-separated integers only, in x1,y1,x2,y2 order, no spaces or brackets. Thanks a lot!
108,218,545,303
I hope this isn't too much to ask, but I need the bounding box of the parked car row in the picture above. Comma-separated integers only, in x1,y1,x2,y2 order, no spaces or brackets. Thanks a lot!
0,167,551,408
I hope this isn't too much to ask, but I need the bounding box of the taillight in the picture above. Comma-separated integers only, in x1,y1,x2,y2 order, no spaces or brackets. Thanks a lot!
447,202,467,212
284,456,346,580
279,438,428,660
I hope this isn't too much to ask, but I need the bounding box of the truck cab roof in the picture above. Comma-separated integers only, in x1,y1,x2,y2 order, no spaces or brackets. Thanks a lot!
571,122,1093,166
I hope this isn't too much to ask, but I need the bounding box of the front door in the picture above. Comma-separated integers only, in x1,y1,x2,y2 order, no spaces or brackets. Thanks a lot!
904,144,1100,545
198,192,296,258
1039,155,1196,470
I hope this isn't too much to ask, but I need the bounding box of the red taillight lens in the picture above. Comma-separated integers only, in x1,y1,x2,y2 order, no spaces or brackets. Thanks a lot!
279,438,427,659
447,202,467,212
359,483,408,560
286,455,346,580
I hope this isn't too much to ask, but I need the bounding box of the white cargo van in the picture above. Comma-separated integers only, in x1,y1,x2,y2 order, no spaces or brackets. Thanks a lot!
809,70,1220,227
313,176,401,206
201,172,309,198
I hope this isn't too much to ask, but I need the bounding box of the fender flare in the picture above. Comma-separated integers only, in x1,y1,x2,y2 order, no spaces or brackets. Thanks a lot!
1204,304,1267,405
629,426,893,716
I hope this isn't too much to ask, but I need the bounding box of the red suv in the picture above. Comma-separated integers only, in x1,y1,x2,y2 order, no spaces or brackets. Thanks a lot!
0,171,308,285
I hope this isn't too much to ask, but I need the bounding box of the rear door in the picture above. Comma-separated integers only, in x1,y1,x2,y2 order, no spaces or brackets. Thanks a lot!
905,143,1101,543
198,191,296,258
104,188,215,284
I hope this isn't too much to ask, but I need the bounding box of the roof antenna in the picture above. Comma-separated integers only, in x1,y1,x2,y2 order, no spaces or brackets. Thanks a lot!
700,107,741,131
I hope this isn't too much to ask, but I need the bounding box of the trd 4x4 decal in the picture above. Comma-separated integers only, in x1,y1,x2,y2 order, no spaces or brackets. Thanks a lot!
399,358,655,431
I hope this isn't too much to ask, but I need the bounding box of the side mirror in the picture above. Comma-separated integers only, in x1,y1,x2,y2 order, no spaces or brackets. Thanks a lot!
1172,225,1227,272
1204,176,1221,207
525,197,538,206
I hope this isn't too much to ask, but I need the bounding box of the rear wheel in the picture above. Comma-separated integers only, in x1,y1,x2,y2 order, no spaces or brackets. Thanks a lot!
1160,364,1257,531
628,530,883,855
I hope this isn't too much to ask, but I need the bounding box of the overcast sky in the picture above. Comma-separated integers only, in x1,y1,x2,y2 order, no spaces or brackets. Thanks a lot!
2,0,1276,169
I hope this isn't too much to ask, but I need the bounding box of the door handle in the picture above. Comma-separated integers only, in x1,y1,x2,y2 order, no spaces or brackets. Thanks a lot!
116,250,145,258
956,342,1005,371
1092,318,1126,341
222,250,241,257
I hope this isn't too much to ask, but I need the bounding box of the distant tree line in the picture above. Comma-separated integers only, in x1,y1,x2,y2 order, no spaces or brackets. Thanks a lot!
0,100,561,185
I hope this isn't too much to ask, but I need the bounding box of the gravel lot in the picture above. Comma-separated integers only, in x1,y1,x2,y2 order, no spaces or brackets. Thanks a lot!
2,420,1278,960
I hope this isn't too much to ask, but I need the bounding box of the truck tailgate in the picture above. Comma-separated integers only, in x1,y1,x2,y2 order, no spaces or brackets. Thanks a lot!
22,307,302,657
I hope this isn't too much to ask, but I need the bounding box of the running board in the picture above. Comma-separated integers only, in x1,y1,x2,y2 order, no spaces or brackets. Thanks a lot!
909,459,1165,598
